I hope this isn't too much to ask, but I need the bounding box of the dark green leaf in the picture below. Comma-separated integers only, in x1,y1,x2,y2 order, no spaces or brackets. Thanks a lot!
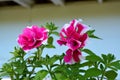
100,64,104,71
79,69,86,73
46,54,50,59
84,68,101,78
105,70,117,80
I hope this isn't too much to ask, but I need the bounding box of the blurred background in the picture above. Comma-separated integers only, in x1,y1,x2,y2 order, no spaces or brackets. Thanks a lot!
0,0,120,79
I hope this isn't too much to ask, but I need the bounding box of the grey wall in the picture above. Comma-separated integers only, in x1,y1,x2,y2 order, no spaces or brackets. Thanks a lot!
0,1,120,79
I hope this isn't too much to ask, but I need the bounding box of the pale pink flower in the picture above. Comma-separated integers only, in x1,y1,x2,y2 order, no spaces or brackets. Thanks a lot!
17,25,48,51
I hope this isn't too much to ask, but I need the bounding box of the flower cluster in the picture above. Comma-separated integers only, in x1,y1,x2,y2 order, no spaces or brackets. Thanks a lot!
0,19,120,80
17,19,90,65
57,19,90,64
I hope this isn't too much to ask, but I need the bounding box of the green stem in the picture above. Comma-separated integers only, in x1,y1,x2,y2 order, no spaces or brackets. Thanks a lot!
37,47,41,60
46,65,57,80
37,46,44,60
100,66,107,80
28,46,44,78
10,75,14,80
11,63,19,80
28,66,35,78
28,54,37,78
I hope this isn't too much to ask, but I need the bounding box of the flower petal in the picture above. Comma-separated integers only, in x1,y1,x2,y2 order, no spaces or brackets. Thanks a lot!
64,49,73,64
73,49,81,62
67,38,81,50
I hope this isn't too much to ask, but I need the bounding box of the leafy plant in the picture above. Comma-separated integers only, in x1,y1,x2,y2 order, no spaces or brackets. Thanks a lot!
0,19,120,80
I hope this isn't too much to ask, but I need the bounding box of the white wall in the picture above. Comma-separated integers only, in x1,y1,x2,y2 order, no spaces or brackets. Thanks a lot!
0,1,120,79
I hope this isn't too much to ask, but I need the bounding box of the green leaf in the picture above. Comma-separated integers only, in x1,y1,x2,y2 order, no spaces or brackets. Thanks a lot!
55,73,68,80
34,60,43,67
86,55,102,62
84,68,101,78
0,72,9,77
89,35,102,39
46,54,50,59
82,49,95,55
45,44,55,48
101,54,107,63
49,55,59,65
10,47,26,58
23,77,30,80
87,30,95,35
15,67,25,74
105,70,117,80
108,66,118,71
47,37,53,45
79,69,86,73
45,23,52,30
110,60,120,69
52,31,59,36
87,30,102,39
34,70,48,80
50,64,59,68
80,61,93,67
52,26,58,30
101,54,116,64
100,64,104,71
45,22,58,31
107,54,115,63
78,75,85,80
54,65,70,76
2,63,12,73
14,62,26,74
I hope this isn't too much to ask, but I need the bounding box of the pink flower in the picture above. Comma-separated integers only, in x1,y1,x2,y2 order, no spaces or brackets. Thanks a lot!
57,19,89,49
64,49,82,64
57,19,89,64
17,25,48,51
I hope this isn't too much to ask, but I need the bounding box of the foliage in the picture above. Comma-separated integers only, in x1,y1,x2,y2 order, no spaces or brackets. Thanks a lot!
0,21,120,80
